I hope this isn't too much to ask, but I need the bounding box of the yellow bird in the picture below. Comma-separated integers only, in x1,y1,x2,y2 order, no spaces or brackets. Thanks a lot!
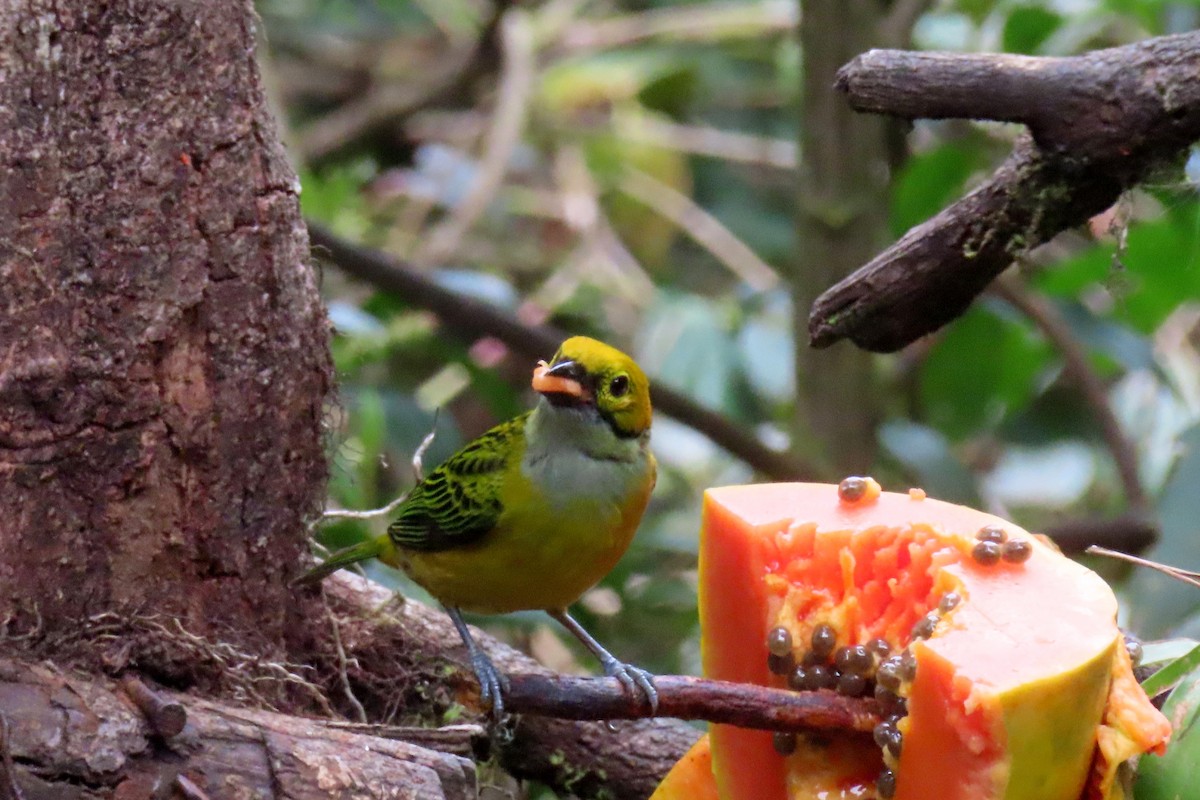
297,336,658,716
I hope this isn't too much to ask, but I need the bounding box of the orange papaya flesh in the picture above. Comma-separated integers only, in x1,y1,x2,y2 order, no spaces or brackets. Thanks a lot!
698,481,1170,800
650,735,721,800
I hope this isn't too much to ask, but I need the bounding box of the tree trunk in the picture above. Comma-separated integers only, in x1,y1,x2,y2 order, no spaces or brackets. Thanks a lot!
0,0,332,690
790,0,896,475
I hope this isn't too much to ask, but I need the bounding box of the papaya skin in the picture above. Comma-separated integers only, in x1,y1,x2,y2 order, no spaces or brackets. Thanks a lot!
649,735,720,800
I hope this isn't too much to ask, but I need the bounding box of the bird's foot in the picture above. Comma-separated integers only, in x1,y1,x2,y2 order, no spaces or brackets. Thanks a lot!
469,649,510,720
600,657,659,714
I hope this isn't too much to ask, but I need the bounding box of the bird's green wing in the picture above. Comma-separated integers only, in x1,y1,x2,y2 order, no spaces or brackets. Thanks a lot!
387,413,528,552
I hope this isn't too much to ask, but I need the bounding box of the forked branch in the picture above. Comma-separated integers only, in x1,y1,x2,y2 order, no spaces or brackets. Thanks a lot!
809,31,1200,352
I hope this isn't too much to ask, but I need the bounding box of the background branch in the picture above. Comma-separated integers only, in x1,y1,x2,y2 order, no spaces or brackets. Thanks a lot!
296,1,510,163
992,273,1150,515
308,222,816,479
809,30,1200,353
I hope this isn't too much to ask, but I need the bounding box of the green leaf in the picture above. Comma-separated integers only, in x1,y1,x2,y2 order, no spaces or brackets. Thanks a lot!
919,302,1055,440
1053,300,1156,374
1036,202,1200,334
637,65,699,120
1135,661,1200,800
1002,6,1063,54
1140,643,1200,698
1141,639,1200,670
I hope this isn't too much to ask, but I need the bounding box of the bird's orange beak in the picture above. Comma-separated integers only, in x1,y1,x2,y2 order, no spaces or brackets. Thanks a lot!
532,359,587,400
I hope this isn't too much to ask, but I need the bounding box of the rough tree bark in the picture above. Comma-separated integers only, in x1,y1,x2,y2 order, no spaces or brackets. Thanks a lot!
0,1,331,676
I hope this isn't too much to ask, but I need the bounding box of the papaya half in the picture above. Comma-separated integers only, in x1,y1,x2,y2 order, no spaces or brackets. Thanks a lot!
658,480,1171,800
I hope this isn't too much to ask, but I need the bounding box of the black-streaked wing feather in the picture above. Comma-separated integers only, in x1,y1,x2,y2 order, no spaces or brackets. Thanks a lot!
387,413,528,552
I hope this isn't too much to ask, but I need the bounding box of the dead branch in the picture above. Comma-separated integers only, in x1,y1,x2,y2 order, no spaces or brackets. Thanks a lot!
308,221,816,480
0,658,475,800
809,30,1200,352
120,675,188,738
418,8,536,264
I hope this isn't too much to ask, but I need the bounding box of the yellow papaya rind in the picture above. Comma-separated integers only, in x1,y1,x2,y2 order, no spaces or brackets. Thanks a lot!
650,735,719,800
997,637,1115,800
1092,641,1173,799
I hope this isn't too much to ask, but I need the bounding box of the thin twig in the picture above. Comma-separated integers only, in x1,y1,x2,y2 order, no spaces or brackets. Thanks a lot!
323,587,368,723
322,411,437,521
613,116,797,170
308,222,815,480
322,496,409,521
0,715,24,800
174,774,212,800
555,0,795,53
504,673,878,734
992,273,1150,514
620,167,780,292
1088,546,1200,589
419,8,537,264
541,145,657,308
412,409,440,483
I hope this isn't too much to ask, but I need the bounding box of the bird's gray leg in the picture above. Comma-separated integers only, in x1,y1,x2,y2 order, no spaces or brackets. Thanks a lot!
549,609,659,714
446,606,508,719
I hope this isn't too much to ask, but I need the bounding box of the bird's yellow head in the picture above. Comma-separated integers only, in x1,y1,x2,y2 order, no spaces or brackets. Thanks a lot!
531,336,652,438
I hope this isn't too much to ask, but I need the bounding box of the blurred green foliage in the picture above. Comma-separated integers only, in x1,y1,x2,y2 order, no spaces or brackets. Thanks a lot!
261,0,1200,788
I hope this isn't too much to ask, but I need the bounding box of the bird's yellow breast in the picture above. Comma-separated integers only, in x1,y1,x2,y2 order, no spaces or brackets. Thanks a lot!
398,450,655,614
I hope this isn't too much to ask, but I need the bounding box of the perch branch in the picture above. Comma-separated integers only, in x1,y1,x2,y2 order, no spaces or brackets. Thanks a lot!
308,222,815,479
504,673,878,733
809,30,1200,352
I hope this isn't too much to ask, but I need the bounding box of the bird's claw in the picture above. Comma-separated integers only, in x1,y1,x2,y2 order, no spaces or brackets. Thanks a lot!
601,657,659,714
469,650,510,721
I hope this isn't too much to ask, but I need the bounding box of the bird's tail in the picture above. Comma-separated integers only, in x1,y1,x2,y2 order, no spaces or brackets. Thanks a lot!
292,536,388,587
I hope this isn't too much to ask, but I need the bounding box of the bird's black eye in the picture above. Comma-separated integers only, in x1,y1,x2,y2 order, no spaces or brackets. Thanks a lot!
609,375,629,397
